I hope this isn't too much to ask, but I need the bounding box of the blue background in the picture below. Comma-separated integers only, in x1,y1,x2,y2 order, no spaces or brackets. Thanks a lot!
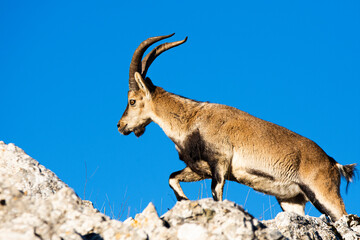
1,1,359,220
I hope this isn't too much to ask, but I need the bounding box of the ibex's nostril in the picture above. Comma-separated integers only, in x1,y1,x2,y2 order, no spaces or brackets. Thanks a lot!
117,122,120,128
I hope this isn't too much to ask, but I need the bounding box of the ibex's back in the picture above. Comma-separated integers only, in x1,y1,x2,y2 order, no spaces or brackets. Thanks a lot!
117,34,356,221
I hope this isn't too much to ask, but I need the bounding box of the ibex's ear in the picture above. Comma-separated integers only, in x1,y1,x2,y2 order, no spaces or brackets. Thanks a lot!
134,72,151,98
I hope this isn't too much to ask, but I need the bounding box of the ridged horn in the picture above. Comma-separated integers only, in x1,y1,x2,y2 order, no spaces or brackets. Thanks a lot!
129,33,175,91
141,37,188,77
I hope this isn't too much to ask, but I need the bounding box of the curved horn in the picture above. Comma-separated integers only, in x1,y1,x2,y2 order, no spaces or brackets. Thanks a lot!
129,33,175,91
141,37,188,77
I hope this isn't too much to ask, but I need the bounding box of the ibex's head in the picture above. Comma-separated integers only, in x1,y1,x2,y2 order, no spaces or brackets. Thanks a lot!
117,33,187,137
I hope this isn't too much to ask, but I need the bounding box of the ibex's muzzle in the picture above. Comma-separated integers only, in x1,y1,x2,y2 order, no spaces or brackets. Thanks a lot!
117,122,131,136
117,121,146,137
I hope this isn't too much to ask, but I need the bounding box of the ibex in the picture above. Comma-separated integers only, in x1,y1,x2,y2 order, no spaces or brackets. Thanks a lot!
117,33,356,221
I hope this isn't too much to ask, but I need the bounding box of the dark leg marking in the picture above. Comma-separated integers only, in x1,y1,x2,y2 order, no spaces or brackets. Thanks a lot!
299,184,336,220
247,169,275,181
210,166,226,201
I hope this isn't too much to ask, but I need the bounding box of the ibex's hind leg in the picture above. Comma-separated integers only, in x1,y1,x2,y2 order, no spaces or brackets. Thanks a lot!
276,193,307,216
169,167,207,201
299,181,346,221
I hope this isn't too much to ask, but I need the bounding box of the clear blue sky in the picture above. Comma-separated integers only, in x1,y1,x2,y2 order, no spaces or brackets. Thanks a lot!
1,1,359,220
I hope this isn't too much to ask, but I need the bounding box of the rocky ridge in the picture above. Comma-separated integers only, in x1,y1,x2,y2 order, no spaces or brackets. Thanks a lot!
0,141,359,240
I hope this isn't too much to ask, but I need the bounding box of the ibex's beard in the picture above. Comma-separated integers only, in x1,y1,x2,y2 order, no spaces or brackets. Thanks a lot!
133,127,146,137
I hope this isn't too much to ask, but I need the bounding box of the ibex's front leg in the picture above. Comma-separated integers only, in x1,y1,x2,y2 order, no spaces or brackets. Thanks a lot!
211,177,225,201
211,172,226,201
169,166,207,201
210,163,229,201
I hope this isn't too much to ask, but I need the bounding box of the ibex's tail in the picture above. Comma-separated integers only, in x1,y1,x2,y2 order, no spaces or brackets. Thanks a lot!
336,162,357,193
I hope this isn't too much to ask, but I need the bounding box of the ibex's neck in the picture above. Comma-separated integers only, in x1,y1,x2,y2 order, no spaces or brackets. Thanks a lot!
150,87,203,144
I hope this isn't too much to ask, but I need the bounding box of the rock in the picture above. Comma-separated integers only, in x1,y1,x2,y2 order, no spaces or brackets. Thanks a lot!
124,199,285,240
263,212,338,239
123,203,172,239
177,223,208,240
0,142,125,239
0,141,359,240
0,141,66,199
334,215,360,240
263,212,360,240
0,170,126,239
162,199,285,240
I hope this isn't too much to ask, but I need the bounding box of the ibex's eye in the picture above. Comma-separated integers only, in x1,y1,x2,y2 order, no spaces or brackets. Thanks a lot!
129,99,136,106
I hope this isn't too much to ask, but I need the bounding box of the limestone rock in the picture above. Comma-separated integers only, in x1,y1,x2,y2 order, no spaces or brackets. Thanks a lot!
162,199,284,240
0,171,126,239
0,141,359,240
0,141,66,199
123,199,285,240
0,142,125,239
334,214,360,240
263,212,360,240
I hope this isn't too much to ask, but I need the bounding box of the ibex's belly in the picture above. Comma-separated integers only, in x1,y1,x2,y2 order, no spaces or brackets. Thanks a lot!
231,151,302,199
232,169,302,199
